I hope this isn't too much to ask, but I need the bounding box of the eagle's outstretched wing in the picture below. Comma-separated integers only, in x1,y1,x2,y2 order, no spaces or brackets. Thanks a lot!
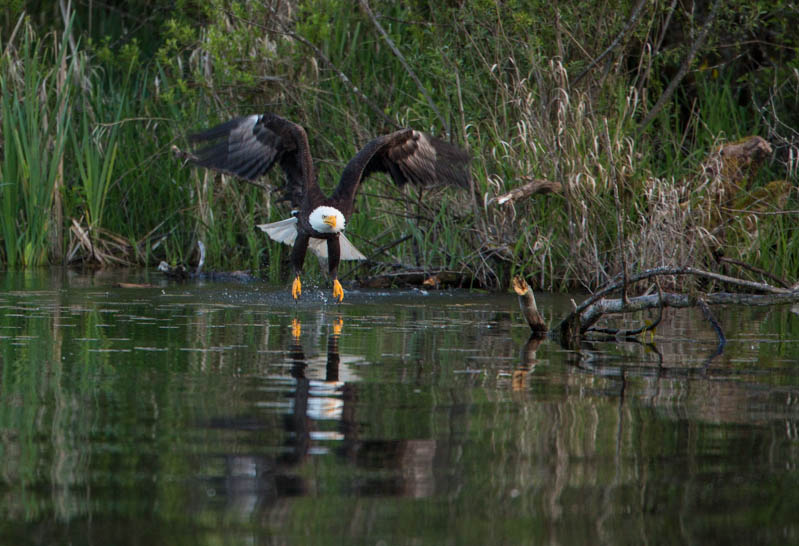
331,129,471,213
185,113,315,208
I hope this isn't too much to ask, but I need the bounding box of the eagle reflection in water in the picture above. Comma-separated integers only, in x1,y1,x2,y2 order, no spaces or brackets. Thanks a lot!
199,316,436,520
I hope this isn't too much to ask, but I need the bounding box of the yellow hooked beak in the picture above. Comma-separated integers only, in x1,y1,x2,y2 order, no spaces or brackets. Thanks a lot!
323,215,337,229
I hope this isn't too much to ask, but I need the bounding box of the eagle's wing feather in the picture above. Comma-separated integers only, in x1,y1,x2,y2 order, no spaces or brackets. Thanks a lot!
331,129,471,211
186,113,313,208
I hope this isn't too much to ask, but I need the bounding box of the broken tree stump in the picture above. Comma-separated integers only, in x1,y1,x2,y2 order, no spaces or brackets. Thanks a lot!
512,276,547,335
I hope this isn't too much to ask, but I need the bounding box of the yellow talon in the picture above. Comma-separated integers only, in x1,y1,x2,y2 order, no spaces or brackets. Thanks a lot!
332,279,344,302
291,318,301,339
332,316,343,336
291,276,302,300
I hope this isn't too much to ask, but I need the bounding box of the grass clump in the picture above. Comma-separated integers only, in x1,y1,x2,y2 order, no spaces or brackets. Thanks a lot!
0,17,72,267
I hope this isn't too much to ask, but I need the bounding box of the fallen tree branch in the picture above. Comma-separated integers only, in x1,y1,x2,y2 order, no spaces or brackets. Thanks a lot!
717,255,790,289
574,265,790,319
489,178,562,206
577,290,798,331
587,285,664,338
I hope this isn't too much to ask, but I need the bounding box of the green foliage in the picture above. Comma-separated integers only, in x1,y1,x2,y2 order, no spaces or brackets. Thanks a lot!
0,1,796,289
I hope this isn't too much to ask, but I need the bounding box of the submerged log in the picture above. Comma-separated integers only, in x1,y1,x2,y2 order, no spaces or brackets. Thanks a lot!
116,282,155,289
537,266,799,352
574,290,799,333
359,268,474,289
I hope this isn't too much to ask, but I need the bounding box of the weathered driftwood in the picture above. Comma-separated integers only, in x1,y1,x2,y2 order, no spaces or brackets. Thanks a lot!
489,178,562,206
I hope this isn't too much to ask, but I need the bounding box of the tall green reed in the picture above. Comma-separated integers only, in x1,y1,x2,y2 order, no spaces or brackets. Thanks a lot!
0,20,73,267
73,108,119,232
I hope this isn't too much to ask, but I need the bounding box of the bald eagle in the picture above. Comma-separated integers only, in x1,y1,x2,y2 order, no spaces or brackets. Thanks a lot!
181,113,471,302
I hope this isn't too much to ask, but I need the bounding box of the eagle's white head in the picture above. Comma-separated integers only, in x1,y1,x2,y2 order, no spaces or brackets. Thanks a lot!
309,206,345,234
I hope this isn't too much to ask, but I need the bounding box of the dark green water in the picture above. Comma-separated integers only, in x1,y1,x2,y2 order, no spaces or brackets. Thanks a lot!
1,270,798,545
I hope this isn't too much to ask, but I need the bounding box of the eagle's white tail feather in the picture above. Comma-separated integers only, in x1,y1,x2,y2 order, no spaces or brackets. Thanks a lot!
257,217,366,261
307,237,328,259
339,234,367,261
307,234,366,260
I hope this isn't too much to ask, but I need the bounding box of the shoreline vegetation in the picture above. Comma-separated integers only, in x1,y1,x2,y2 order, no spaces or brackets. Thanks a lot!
0,1,797,293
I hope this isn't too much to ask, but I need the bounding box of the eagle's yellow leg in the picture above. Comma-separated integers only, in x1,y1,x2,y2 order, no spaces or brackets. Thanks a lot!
642,319,656,343
291,275,302,300
332,316,343,336
291,317,301,339
332,279,344,303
